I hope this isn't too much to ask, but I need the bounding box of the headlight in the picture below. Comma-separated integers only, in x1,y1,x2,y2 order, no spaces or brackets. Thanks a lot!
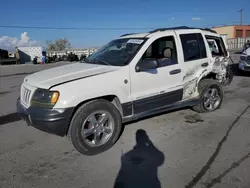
239,61,246,69
31,89,59,108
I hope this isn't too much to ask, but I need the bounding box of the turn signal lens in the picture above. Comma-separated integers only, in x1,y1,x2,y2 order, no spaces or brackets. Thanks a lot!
51,92,59,104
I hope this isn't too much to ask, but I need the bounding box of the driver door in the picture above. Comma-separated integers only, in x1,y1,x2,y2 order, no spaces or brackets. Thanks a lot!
129,34,184,114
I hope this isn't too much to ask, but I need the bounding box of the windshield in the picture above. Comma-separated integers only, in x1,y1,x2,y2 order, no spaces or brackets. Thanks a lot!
84,38,146,66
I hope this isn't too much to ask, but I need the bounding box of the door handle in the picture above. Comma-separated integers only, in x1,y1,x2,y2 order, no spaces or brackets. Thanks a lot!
201,62,209,67
169,69,181,75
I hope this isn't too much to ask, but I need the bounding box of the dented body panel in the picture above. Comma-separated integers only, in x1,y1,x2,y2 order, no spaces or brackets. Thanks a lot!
182,56,230,99
173,30,230,100
211,56,229,80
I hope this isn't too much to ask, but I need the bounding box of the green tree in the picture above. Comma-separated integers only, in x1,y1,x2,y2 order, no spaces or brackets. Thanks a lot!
46,38,71,51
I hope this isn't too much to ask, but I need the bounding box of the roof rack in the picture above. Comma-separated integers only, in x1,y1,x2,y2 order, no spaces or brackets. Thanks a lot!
149,26,217,34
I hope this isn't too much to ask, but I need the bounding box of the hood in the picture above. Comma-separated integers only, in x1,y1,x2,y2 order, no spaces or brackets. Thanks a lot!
24,62,119,89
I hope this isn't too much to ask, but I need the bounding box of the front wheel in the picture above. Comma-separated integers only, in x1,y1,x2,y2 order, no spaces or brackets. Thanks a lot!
193,79,224,113
68,99,122,155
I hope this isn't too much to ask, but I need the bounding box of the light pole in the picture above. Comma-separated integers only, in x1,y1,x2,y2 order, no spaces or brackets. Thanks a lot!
238,9,244,25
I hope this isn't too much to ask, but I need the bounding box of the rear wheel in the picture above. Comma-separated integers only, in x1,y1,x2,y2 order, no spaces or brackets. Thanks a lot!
222,56,234,86
193,79,223,113
238,66,245,75
222,66,234,86
68,99,122,155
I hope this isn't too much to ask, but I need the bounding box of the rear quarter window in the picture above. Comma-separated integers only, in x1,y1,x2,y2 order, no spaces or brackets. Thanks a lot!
205,35,228,57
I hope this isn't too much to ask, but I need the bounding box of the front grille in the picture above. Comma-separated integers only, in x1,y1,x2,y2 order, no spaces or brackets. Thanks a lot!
245,56,250,66
247,56,250,62
21,86,31,107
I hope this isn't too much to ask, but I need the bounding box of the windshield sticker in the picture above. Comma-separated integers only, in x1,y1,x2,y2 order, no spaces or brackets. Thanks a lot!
127,39,144,44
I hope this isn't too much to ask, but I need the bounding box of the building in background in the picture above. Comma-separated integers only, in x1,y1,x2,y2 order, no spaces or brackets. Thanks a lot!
0,49,8,59
0,49,17,65
47,48,97,58
212,25,250,38
17,46,44,64
211,25,250,50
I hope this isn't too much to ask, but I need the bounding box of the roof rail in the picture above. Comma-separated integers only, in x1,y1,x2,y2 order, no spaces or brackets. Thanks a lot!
199,28,217,33
120,33,139,37
150,26,190,33
149,26,217,34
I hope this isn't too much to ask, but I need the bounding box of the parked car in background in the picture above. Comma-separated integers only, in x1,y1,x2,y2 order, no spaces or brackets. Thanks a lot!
242,40,250,52
238,46,250,73
17,26,232,155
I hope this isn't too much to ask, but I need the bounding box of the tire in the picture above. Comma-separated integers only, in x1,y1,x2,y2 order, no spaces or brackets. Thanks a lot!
68,99,122,156
192,79,223,113
222,67,234,86
238,66,244,75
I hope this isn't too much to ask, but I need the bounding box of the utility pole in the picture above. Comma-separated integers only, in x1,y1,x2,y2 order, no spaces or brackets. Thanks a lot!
238,9,244,25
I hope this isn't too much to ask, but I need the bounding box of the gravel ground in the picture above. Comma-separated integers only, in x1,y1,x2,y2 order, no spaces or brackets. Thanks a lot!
0,55,250,188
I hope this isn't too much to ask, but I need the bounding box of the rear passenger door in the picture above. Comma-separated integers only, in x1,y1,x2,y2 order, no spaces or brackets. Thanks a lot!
175,31,209,97
179,32,208,72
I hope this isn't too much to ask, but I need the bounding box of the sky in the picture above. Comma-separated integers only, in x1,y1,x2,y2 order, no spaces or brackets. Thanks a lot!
0,0,250,51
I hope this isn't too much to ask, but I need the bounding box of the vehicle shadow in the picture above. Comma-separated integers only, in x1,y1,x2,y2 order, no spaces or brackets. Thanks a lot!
233,51,242,54
119,107,190,142
124,107,190,126
114,129,165,188
230,63,250,77
0,112,21,126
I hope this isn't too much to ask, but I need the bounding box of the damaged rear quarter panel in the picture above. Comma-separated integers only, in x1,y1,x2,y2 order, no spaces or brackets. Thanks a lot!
182,66,211,100
212,56,229,72
182,56,229,100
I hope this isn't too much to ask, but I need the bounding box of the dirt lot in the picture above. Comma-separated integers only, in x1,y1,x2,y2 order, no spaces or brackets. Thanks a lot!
0,56,250,188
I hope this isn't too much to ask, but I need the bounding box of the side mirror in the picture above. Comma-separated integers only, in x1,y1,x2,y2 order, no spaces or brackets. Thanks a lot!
135,58,158,72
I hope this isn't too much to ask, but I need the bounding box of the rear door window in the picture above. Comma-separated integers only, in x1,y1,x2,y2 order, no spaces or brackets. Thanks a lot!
180,33,207,62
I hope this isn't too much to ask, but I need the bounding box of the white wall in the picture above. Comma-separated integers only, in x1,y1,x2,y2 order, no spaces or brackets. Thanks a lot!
18,46,43,63
47,48,97,57
227,37,250,50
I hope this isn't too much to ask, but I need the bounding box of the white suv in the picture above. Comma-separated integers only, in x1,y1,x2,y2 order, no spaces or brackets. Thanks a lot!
238,46,250,72
17,26,232,155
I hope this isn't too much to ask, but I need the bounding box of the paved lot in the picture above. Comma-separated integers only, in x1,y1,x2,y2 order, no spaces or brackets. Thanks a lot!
0,57,250,188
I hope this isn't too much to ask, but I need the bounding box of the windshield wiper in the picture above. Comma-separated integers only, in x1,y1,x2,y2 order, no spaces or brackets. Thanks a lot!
93,58,110,66
82,58,110,66
81,58,89,63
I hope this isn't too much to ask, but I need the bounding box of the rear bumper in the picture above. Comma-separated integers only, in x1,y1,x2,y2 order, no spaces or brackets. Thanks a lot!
16,98,74,136
239,61,250,72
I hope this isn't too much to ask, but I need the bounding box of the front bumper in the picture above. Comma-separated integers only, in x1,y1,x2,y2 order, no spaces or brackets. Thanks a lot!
238,61,250,72
16,98,74,136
